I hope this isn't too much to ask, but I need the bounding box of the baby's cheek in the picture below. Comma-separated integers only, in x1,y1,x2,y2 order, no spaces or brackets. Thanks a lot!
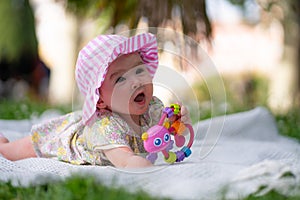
113,87,130,100
110,90,130,108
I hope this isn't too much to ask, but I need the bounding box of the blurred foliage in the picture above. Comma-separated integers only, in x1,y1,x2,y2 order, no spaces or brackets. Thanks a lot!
192,72,269,120
0,0,42,97
275,108,300,141
62,0,211,42
0,99,47,119
226,0,300,99
255,0,299,51
0,98,71,120
222,73,269,112
243,189,300,200
192,72,300,142
65,0,138,28
0,175,299,200
0,0,37,62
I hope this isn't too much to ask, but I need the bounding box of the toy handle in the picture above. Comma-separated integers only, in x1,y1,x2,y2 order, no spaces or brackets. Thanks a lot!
185,123,194,148
158,113,168,126
171,123,194,163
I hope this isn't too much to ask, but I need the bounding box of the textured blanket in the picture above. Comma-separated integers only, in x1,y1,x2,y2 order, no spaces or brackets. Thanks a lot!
0,107,299,199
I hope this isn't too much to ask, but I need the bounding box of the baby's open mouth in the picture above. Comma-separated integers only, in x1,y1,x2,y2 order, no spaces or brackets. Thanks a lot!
134,92,145,103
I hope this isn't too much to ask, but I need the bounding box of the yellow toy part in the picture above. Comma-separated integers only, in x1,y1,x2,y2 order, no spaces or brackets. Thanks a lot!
164,151,177,163
163,121,170,129
170,104,180,115
141,132,148,141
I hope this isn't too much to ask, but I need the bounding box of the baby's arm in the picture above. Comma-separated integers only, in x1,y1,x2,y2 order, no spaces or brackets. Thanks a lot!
104,147,153,168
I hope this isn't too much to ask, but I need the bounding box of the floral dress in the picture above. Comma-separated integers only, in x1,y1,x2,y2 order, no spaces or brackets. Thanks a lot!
31,97,163,166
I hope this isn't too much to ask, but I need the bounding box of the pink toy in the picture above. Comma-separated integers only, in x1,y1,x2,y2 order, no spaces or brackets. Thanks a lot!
142,104,195,164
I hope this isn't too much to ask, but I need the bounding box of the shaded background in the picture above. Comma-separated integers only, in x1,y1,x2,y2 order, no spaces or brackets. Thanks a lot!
0,0,299,117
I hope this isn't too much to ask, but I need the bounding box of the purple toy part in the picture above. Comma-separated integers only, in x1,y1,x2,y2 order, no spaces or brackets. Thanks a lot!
175,151,185,162
165,140,174,152
146,153,158,164
164,107,174,118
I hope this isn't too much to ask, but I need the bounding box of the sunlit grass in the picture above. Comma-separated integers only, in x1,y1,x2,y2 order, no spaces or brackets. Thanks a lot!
0,98,72,119
275,108,300,141
0,176,166,200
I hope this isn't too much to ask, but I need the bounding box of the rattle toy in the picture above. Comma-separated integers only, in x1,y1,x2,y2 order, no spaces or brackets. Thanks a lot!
142,104,194,164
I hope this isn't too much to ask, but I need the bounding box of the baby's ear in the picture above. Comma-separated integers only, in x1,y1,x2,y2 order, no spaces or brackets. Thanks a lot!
96,99,107,109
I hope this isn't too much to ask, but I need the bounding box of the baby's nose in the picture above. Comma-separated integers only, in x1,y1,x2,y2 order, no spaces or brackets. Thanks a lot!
131,78,142,90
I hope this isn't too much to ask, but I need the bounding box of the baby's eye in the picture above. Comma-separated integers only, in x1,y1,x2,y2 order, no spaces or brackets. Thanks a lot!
136,68,145,74
115,76,126,83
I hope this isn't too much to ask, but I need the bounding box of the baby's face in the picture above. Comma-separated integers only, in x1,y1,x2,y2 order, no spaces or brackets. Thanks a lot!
98,52,153,116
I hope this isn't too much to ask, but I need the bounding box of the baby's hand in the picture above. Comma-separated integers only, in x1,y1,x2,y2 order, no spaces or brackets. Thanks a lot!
179,105,192,125
169,103,192,125
104,147,153,168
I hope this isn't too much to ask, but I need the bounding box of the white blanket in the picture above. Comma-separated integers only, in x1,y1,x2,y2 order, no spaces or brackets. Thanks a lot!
1,107,299,199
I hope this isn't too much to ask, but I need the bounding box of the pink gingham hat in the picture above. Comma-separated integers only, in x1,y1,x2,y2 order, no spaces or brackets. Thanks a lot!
75,33,158,125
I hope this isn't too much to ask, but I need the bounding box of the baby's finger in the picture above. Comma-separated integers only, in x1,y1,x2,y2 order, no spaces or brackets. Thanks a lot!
181,115,192,125
180,105,189,116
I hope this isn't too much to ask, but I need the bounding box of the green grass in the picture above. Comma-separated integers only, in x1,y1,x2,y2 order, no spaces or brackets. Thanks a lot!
275,109,300,141
0,99,50,119
0,98,299,200
243,190,300,200
0,176,165,200
0,98,72,119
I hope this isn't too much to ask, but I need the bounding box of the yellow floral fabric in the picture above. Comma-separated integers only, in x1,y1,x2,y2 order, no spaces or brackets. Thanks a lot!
31,97,163,166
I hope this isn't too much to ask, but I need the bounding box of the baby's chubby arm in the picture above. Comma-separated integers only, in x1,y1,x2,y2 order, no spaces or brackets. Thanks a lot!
104,147,153,168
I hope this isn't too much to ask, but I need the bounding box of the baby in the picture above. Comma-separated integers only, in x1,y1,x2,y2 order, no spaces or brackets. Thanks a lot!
0,33,191,168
